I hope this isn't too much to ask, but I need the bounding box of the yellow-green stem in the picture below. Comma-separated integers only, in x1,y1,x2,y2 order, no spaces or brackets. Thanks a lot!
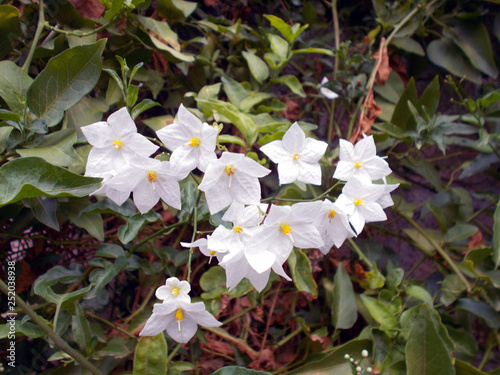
22,0,45,73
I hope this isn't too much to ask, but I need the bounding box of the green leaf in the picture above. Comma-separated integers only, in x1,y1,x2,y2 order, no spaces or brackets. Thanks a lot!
118,211,162,244
292,47,334,56
133,334,168,375
406,284,433,305
360,295,399,332
455,298,500,329
0,61,33,115
0,157,102,207
27,39,106,126
288,247,318,298
0,126,13,153
240,93,274,112
455,359,488,375
104,0,125,21
403,228,441,255
440,274,467,306
66,96,109,132
212,367,272,375
157,0,197,20
416,75,440,118
218,134,246,147
17,129,81,168
34,278,92,313
391,77,417,130
131,99,160,120
221,76,248,108
332,263,357,329
444,224,478,244
95,244,125,259
271,75,306,98
493,199,500,268
136,15,180,50
268,34,289,62
242,51,269,84
405,304,455,375
0,5,21,59
72,302,94,355
264,15,294,43
22,197,59,230
427,38,482,84
402,159,442,191
445,20,498,78
87,256,128,299
391,37,425,56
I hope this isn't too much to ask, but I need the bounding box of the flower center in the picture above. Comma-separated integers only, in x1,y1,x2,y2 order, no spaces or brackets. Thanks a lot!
186,138,200,147
175,309,183,332
354,161,363,169
328,209,336,219
355,198,364,206
171,287,179,296
281,223,295,244
148,170,157,191
293,153,300,160
209,250,216,256
225,165,235,189
234,226,243,234
112,140,122,150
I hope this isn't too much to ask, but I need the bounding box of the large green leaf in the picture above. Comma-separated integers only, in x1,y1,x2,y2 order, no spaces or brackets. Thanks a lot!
0,5,21,59
427,38,482,84
455,298,500,329
405,304,455,375
133,334,168,375
332,263,357,329
221,76,248,108
22,197,59,230
288,248,318,298
444,20,498,78
0,61,33,115
157,0,197,20
271,75,306,98
34,277,92,314
360,295,399,332
27,39,106,126
0,157,102,207
17,129,81,167
242,51,269,84
72,302,94,355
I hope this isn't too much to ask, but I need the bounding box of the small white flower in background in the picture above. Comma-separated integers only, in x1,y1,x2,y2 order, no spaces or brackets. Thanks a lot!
156,104,218,174
181,237,225,263
335,176,387,234
198,152,271,214
313,199,356,254
333,136,392,182
260,122,328,185
87,171,130,206
139,299,221,343
155,277,191,303
81,107,158,176
106,158,185,214
376,182,400,209
319,76,339,100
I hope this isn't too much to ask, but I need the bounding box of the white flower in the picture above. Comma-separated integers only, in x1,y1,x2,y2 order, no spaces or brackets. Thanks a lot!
377,182,400,209
106,158,185,214
260,122,327,185
88,171,130,206
334,176,387,234
198,152,271,214
155,277,191,303
320,76,339,99
313,199,356,254
139,300,221,343
156,104,218,173
81,107,158,176
181,237,224,263
333,136,392,182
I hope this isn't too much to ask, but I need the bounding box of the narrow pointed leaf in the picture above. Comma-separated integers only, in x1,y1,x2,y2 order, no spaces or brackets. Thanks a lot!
332,263,357,329
288,247,317,298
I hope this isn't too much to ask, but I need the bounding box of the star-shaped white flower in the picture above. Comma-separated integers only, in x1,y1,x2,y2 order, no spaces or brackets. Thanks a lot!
313,199,356,254
155,277,191,303
260,122,327,185
106,157,185,214
81,107,158,176
87,170,130,206
333,136,392,182
319,76,339,99
198,152,271,214
156,104,218,174
334,176,387,234
139,299,221,343
377,182,400,209
181,237,225,263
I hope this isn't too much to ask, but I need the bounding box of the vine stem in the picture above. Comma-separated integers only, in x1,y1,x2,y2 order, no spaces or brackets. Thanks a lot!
327,0,341,143
0,279,104,375
186,191,202,283
402,216,472,292
347,238,372,268
22,0,45,73
203,326,258,360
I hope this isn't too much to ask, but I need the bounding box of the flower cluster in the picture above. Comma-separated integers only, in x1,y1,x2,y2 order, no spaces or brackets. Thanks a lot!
82,105,398,342
139,277,221,343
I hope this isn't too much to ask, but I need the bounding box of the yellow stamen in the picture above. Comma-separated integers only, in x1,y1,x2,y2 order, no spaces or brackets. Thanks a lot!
175,309,183,332
171,287,179,296
225,165,235,189
328,210,336,220
209,250,216,256
234,226,243,234
293,153,300,160
355,198,363,206
148,171,157,191
354,161,363,169
185,137,200,147
281,223,294,243
112,140,122,150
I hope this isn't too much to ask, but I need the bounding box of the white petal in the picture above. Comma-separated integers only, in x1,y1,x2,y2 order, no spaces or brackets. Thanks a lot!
245,248,276,274
236,157,271,178
203,187,234,214
300,138,328,163
81,122,111,148
187,309,222,328
246,268,271,292
107,107,137,134
277,160,299,185
139,313,169,336
133,180,160,214
292,224,323,249
232,172,262,205
297,161,322,185
156,122,193,152
362,202,387,223
282,122,305,154
165,315,198,343
177,104,203,133
260,141,289,163
320,86,339,99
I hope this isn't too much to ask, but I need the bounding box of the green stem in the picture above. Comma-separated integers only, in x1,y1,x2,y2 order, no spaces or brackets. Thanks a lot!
347,238,372,268
44,22,110,37
187,191,202,283
0,279,104,375
327,0,341,143
123,284,157,327
403,216,472,292
22,0,45,73
203,326,258,359
166,343,183,364
385,4,422,46
132,221,185,252
86,312,137,340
